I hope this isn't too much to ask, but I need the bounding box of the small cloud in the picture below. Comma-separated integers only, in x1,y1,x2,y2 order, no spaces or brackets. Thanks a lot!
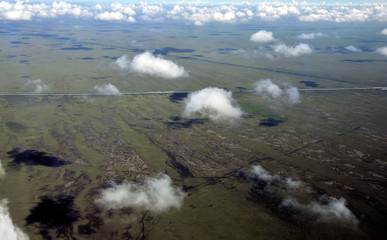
284,178,303,190
250,165,278,182
253,79,300,104
273,43,313,57
282,196,358,225
182,87,244,123
376,47,387,57
0,159,5,178
345,45,362,52
285,87,301,105
110,55,130,69
297,32,325,39
95,174,186,213
94,83,122,96
111,52,188,79
250,30,275,43
381,28,387,35
27,79,50,93
0,10,34,21
0,199,30,240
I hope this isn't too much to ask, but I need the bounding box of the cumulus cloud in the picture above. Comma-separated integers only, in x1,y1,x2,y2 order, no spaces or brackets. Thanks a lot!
0,160,4,178
282,196,358,225
345,45,362,52
250,30,275,43
182,87,244,123
94,83,122,96
0,199,29,240
250,165,302,190
297,32,325,39
376,47,387,57
249,165,356,225
27,79,50,93
0,1,386,23
273,43,313,57
253,79,300,104
111,52,188,79
250,165,278,182
95,174,186,213
382,28,387,35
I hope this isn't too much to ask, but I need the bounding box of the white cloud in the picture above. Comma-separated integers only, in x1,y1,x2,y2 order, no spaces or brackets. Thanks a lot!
382,28,387,35
297,32,325,39
376,47,387,57
110,55,130,70
94,83,122,96
95,11,125,21
0,2,386,23
284,178,303,190
0,199,29,240
282,196,358,225
254,79,282,98
0,10,34,20
285,87,301,105
345,45,362,52
27,79,50,93
0,160,5,178
250,165,302,190
250,30,275,43
253,79,300,104
112,52,188,79
248,165,357,225
182,87,244,123
95,174,186,213
273,43,313,57
250,165,278,182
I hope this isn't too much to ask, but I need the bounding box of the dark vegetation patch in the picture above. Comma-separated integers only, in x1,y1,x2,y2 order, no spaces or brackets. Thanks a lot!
186,35,198,38
164,149,194,178
169,92,188,102
7,148,70,167
91,76,109,80
165,117,205,129
217,48,237,54
153,47,195,55
260,118,285,127
25,195,80,239
56,37,71,40
103,47,115,50
19,60,29,64
236,86,248,91
21,76,31,78
358,39,387,44
300,81,318,87
177,56,193,59
103,56,117,60
26,33,58,38
342,59,387,63
10,41,31,45
80,57,95,60
193,54,204,57
6,55,18,58
6,121,27,133
60,46,93,51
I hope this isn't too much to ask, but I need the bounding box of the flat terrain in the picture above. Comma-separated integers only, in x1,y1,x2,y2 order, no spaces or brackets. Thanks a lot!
0,19,386,239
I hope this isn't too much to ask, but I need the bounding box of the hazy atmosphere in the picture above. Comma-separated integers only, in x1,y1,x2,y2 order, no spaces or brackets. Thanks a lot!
0,0,386,239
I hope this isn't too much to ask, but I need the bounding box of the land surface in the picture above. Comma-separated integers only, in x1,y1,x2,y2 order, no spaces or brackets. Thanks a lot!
0,18,386,239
